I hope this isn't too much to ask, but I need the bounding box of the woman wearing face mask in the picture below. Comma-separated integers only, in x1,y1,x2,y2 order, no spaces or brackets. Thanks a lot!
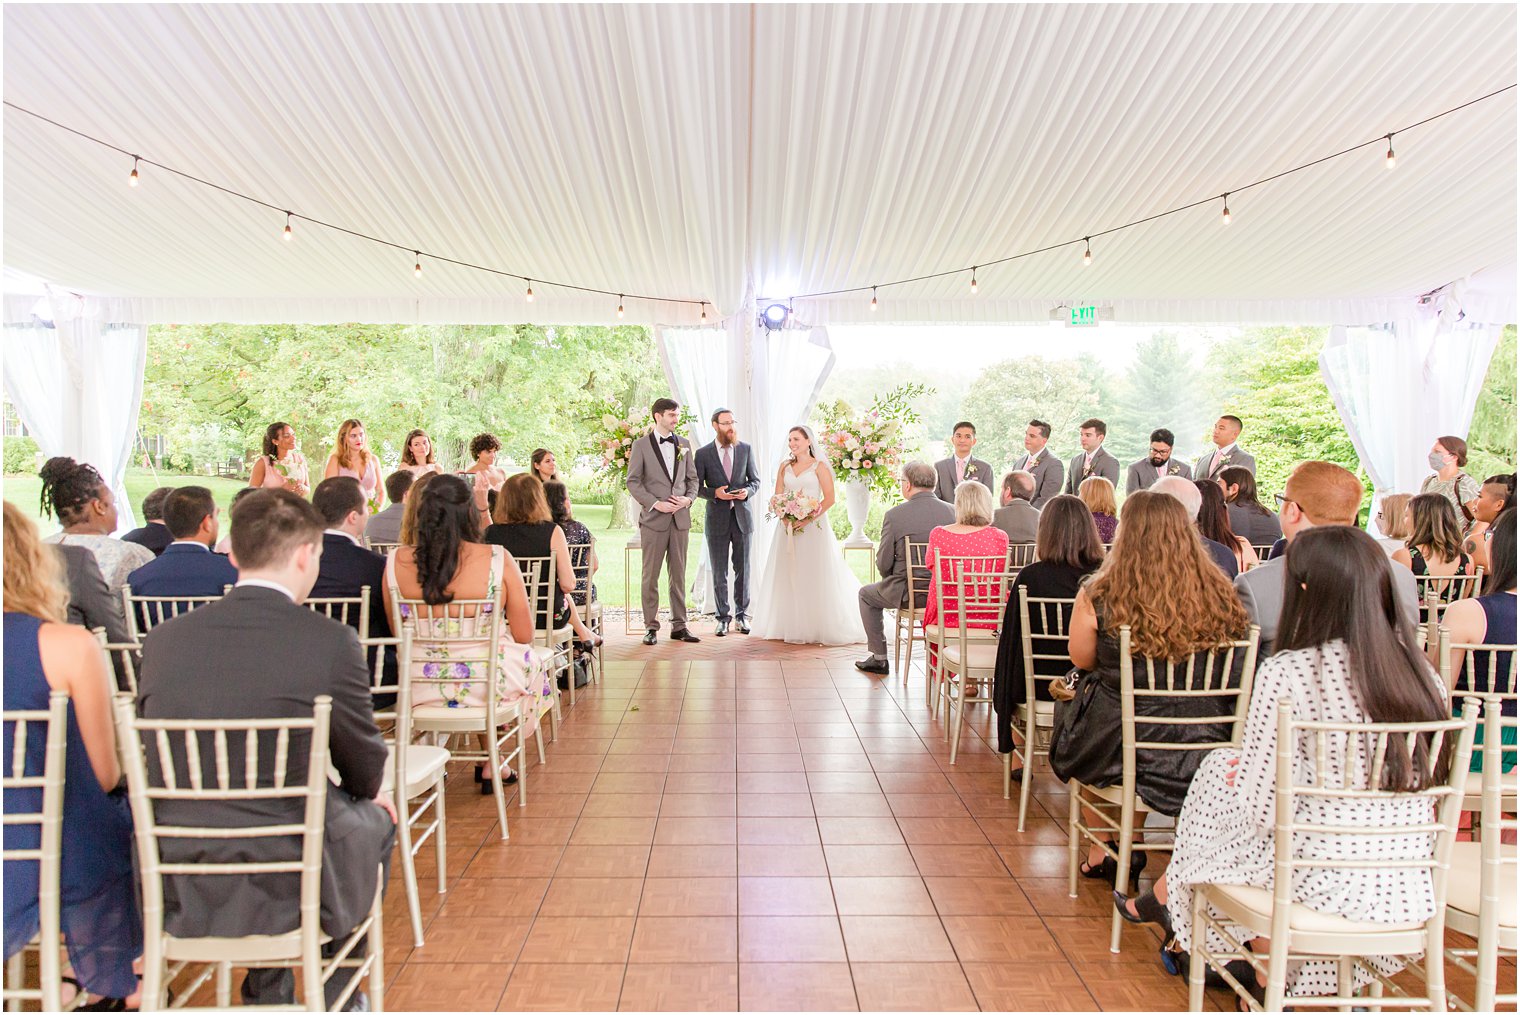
1420,436,1481,526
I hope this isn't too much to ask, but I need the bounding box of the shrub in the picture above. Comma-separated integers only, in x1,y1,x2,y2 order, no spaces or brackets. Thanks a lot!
3,436,38,475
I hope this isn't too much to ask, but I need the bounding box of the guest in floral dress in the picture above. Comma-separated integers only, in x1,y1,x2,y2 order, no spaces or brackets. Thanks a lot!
38,457,153,598
922,481,1009,669
382,475,551,785
248,421,310,496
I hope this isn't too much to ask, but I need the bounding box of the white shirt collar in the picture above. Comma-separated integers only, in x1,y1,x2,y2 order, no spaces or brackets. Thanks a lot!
170,539,210,551
954,454,970,464
235,577,297,601
1215,441,1238,456
324,528,362,547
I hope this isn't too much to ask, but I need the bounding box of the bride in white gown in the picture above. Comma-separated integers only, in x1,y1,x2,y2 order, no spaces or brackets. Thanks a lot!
751,426,867,645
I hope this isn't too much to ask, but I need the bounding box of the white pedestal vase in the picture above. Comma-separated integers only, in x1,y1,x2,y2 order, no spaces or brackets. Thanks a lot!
843,480,873,547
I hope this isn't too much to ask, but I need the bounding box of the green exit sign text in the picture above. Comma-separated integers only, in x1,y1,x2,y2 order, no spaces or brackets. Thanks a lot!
1069,305,1098,327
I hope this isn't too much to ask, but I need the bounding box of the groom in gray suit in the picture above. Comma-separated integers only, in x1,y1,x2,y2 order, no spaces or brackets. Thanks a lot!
626,398,702,645
855,462,955,675
694,408,762,636
933,421,995,503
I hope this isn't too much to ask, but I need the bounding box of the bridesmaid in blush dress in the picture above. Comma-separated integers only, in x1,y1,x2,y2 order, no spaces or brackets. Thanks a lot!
323,418,381,510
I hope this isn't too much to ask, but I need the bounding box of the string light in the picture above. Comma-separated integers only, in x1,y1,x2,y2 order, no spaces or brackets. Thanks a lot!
1220,194,1231,226
1082,238,1092,266
1385,133,1396,170
970,267,978,294
413,253,422,278
700,303,707,322
128,156,139,187
616,295,624,318
283,212,293,241
525,280,534,302
869,286,878,312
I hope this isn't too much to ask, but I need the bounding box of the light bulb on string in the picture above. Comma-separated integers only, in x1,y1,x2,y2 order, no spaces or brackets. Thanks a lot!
413,253,422,278
1385,133,1396,170
700,303,708,322
525,280,534,302
283,213,293,242
870,287,878,312
1220,194,1231,226
1082,238,1092,267
617,295,625,319
970,267,978,294
129,157,139,187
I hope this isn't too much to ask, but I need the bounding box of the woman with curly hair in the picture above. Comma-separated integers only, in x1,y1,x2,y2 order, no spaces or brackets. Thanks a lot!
38,457,153,597
464,432,506,513
1059,490,1252,878
322,419,381,510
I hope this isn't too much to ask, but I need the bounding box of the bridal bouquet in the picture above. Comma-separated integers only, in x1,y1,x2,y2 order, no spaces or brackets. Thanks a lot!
768,490,823,533
588,401,696,485
815,382,933,499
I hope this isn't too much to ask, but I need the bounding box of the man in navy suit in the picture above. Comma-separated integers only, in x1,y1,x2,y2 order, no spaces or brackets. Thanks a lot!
694,408,762,636
127,485,239,599
121,485,175,555
310,477,389,646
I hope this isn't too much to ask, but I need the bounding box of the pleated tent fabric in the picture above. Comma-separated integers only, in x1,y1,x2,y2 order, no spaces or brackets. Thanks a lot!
2,3,1515,325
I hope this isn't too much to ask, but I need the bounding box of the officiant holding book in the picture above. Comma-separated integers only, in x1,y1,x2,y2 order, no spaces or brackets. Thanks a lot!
695,408,762,636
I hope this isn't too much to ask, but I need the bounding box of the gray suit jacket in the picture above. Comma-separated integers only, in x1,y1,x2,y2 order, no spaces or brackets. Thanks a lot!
1012,451,1064,508
1125,457,1194,495
933,457,995,503
626,431,700,531
55,543,132,645
1063,447,1121,496
875,491,956,606
1196,445,1257,481
695,440,761,536
992,500,1041,544
1235,553,1420,654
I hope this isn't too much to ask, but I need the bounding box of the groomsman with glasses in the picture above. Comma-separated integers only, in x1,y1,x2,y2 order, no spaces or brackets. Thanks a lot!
1125,428,1193,494
1062,418,1120,496
1196,414,1256,480
1012,420,1063,508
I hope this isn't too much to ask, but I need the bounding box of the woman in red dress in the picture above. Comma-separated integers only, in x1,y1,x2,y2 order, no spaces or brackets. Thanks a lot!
921,480,1010,671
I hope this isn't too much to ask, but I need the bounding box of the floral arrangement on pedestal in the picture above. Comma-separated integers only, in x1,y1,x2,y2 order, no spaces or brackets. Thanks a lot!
587,401,696,486
815,382,933,499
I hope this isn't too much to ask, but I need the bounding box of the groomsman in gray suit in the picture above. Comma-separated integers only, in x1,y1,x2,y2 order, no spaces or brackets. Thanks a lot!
1125,427,1194,494
1012,419,1063,508
855,462,955,674
626,398,702,645
1063,418,1121,496
1195,414,1257,481
933,421,995,503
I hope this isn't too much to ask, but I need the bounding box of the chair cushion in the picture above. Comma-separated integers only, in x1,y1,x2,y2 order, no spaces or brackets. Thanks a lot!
1445,841,1517,927
1016,701,1057,727
381,744,450,798
941,642,999,670
1208,883,1423,933
923,624,995,642
1078,783,1152,811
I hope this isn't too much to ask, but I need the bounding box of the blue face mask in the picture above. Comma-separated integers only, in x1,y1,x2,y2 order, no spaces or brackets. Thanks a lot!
1428,451,1448,470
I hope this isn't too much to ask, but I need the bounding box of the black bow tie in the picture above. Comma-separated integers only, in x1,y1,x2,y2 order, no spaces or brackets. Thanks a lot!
658,435,676,445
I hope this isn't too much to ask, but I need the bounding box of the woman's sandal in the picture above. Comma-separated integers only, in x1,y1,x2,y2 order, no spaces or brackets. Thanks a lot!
1082,843,1147,886
474,762,519,794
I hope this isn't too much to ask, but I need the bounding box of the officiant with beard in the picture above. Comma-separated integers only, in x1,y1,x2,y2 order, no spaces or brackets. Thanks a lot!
694,408,761,636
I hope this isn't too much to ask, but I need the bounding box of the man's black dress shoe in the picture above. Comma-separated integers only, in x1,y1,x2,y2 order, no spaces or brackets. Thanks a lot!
670,629,701,643
735,617,751,635
715,619,730,637
642,630,658,646
854,656,890,675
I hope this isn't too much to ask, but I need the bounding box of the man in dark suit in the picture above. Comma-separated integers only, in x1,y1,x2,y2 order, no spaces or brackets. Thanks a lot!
364,471,412,546
992,471,1041,544
933,421,995,503
120,485,174,555
126,485,239,598
136,490,393,1009
694,408,762,636
1154,476,1239,578
1012,419,1063,508
311,477,389,640
1063,418,1121,496
1125,428,1194,494
856,462,956,674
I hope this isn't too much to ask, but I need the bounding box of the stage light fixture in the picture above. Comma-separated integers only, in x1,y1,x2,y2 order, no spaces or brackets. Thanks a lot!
760,302,789,330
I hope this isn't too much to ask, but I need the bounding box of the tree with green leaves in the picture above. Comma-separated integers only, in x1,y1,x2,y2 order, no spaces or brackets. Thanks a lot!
1104,331,1215,466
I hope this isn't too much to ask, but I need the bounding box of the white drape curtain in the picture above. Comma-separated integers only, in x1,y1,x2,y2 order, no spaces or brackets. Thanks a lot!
2,291,148,532
1321,305,1500,529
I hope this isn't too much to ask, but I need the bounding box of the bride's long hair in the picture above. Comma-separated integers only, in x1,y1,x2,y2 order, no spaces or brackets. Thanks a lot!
786,425,821,465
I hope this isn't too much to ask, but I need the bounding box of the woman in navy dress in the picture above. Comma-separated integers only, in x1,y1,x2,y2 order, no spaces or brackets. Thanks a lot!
3,502,141,1005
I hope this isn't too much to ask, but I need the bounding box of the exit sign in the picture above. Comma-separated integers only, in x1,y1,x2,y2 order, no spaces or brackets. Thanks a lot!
1069,305,1099,327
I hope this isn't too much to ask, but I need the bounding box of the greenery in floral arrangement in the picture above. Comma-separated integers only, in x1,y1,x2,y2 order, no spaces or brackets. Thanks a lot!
587,401,696,486
815,382,935,499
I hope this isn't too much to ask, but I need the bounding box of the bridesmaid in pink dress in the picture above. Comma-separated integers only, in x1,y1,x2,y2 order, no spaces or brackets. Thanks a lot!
247,421,310,496
922,481,1010,669
323,418,381,511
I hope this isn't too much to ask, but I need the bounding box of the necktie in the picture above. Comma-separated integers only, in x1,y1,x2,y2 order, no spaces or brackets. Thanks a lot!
955,458,966,483
1211,450,1222,476
721,445,733,481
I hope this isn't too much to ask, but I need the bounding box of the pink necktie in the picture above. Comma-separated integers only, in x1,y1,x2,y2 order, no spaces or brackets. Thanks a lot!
722,445,733,481
956,458,966,483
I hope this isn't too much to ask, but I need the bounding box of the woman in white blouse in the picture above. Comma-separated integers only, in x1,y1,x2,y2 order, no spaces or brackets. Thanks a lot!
1115,526,1454,1001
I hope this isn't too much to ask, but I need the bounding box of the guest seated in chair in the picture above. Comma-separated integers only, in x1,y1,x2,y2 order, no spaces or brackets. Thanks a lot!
992,495,1105,771
1440,506,1516,772
1077,475,1119,543
120,485,175,556
1152,475,1239,578
312,477,395,691
1392,493,1476,597
212,486,259,554
1462,473,1515,574
1218,466,1281,546
544,480,599,607
921,480,1009,670
855,462,955,675
1195,479,1257,573
126,485,238,599
4,503,142,1009
364,470,413,546
1120,526,1454,999
135,490,395,1010
484,474,601,650
991,470,1041,545
1372,492,1413,557
39,457,153,599
1059,490,1250,882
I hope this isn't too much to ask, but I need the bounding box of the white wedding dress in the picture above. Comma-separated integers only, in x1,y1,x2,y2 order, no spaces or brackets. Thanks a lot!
750,460,867,645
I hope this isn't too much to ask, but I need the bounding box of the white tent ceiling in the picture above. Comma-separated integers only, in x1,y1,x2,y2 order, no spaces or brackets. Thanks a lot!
3,3,1516,326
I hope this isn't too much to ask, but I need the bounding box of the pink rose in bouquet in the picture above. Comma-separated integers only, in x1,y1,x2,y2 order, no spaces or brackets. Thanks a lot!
767,490,822,534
